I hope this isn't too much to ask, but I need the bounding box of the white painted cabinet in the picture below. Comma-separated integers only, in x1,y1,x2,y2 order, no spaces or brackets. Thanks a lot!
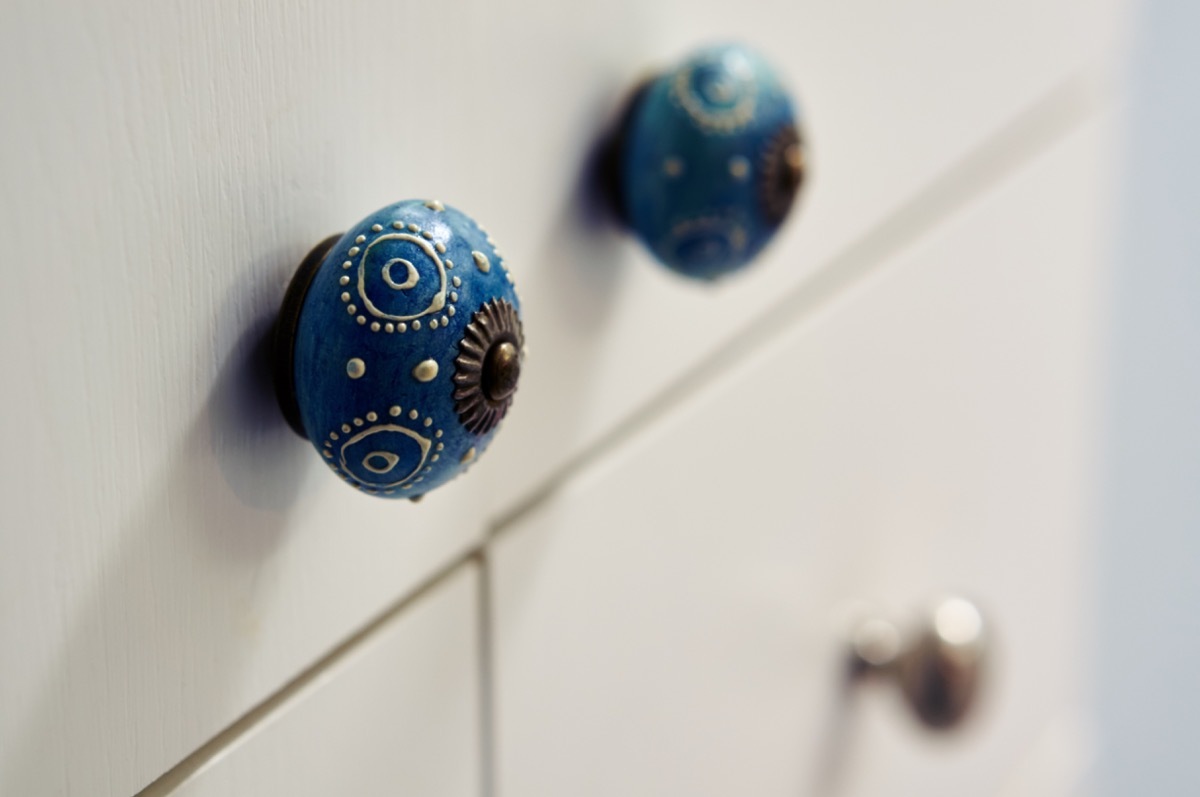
491,114,1112,797
164,565,481,797
0,0,1126,794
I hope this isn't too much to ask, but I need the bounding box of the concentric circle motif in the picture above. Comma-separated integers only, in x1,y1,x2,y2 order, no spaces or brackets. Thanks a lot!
664,214,748,270
320,405,445,494
453,299,524,436
759,124,806,225
358,233,446,321
670,50,758,134
339,424,431,488
334,217,463,333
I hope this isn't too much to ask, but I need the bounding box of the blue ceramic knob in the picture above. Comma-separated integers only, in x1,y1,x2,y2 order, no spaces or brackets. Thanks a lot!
613,43,805,280
274,199,523,500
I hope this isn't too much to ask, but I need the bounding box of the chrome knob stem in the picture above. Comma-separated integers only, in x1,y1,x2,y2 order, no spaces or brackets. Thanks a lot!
850,596,988,730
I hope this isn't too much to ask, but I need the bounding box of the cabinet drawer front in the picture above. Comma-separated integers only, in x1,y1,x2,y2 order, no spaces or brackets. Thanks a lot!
161,565,479,797
492,115,1112,796
0,0,1119,793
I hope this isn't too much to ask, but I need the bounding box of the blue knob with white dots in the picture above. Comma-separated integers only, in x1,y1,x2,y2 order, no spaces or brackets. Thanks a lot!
614,43,805,280
275,199,523,500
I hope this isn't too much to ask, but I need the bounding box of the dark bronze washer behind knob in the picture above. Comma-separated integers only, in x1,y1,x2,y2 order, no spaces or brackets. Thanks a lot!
453,298,524,436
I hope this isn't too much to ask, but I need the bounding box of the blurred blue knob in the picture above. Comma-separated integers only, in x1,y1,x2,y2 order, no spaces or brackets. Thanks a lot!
275,200,523,500
614,44,805,280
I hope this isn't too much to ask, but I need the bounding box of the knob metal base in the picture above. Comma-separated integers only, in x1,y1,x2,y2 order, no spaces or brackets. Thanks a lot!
273,233,342,439
597,78,653,228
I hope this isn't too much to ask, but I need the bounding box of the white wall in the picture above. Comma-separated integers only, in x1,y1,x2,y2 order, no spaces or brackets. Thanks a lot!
1095,1,1200,793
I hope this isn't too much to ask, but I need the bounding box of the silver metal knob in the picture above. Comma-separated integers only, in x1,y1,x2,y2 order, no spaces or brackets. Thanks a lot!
850,596,988,730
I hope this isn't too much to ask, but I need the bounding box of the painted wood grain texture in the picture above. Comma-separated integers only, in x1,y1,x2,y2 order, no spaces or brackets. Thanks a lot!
0,0,1121,793
492,115,1113,797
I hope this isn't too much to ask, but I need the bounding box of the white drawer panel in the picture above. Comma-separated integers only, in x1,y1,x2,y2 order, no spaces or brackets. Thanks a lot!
491,115,1112,797
0,0,1120,793
163,564,480,797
